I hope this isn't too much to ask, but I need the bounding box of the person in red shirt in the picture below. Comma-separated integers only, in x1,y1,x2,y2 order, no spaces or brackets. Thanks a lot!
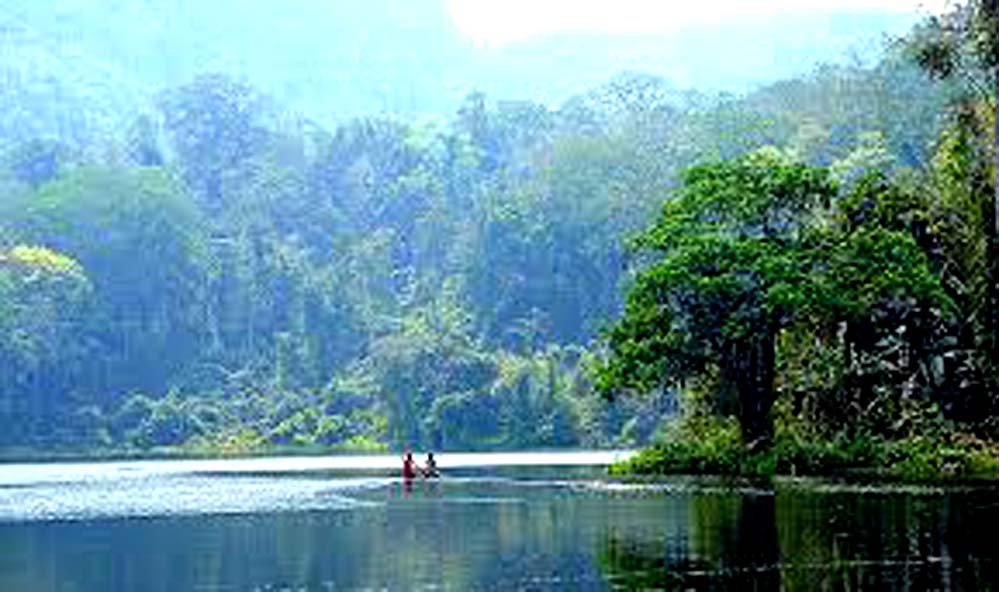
401,450,417,480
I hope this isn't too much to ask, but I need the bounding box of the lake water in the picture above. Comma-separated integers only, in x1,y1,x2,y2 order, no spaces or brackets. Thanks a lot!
0,451,997,590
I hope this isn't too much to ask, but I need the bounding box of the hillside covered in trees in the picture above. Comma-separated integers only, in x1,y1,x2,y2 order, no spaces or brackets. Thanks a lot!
1,3,987,460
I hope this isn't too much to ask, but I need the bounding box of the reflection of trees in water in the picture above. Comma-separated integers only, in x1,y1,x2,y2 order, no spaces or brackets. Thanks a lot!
776,489,999,591
599,494,779,590
599,489,999,591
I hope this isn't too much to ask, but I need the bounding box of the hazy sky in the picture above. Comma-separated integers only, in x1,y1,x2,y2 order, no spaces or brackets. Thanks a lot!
446,0,947,47
0,0,948,124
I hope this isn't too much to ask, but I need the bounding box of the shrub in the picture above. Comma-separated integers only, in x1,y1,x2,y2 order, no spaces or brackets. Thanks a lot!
612,414,999,482
610,414,766,477
884,434,999,481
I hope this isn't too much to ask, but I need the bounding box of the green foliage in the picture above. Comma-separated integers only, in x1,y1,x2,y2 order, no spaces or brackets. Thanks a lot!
613,403,999,482
2,140,66,188
21,167,209,394
908,0,999,418
186,428,267,457
599,150,838,443
0,12,996,463
609,415,761,477
771,433,885,476
883,434,999,481
908,1,999,86
0,244,93,445
159,74,271,210
5,245,86,277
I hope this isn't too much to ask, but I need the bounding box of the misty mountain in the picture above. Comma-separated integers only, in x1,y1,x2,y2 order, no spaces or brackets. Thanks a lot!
0,0,923,146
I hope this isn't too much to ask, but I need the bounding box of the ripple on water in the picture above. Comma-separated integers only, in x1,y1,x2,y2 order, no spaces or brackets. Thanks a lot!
0,451,634,523
0,476,387,523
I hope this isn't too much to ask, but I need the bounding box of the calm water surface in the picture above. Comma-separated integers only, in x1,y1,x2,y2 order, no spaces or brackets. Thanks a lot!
0,451,997,591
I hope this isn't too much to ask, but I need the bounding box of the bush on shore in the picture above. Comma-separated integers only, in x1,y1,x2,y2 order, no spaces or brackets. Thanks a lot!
611,413,999,482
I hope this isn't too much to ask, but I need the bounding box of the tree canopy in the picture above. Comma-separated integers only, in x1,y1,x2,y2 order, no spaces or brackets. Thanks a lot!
0,9,992,455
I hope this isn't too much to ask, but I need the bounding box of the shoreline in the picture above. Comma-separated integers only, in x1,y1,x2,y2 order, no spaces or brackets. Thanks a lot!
611,438,999,485
0,446,635,466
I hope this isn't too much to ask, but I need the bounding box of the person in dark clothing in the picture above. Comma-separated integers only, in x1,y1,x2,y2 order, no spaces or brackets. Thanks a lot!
422,451,439,478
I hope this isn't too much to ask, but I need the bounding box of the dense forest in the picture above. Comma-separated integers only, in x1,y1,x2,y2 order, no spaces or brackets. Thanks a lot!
0,3,990,462
604,2,999,479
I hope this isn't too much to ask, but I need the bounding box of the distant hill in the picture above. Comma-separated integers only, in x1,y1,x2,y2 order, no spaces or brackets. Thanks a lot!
0,13,148,150
0,0,925,142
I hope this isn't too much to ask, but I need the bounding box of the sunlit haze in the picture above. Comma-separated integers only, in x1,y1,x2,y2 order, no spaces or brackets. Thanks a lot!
4,0,999,589
446,0,950,46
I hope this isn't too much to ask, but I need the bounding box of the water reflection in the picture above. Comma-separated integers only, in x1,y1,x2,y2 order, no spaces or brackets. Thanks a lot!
601,493,779,590
1,464,999,590
599,484,999,591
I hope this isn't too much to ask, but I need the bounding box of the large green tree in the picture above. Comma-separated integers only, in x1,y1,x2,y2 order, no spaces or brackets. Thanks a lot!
597,149,954,445
21,167,208,395
598,150,837,445
159,74,271,213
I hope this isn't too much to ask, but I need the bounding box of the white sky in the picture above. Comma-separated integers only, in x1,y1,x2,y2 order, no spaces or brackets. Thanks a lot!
445,0,950,47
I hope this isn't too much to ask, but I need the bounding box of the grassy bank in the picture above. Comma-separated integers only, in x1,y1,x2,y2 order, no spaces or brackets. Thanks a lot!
610,415,999,483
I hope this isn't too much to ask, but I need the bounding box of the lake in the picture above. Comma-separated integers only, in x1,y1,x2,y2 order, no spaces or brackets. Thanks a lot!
0,451,997,590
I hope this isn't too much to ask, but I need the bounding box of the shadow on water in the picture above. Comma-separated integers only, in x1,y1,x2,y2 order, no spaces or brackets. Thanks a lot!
598,484,999,591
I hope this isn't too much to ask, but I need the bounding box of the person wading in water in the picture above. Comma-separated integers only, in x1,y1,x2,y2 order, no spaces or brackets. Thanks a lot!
400,450,418,495
401,451,418,480
422,451,439,478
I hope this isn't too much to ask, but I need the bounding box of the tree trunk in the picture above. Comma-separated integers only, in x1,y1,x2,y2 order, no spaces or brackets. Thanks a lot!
735,321,778,447
990,63,999,393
